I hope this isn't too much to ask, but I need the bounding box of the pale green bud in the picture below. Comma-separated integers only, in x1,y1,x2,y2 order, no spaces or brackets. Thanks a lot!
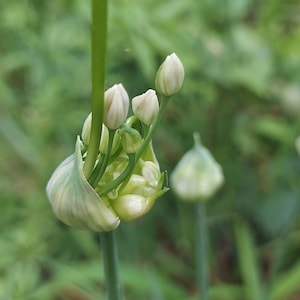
46,136,120,231
155,53,184,96
104,84,129,130
119,125,142,153
81,112,92,145
110,173,167,221
171,133,224,201
132,89,159,125
141,161,161,188
111,192,164,222
96,141,168,221
81,112,120,154
99,124,121,155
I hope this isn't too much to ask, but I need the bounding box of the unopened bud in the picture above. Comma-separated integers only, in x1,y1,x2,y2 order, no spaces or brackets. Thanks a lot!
104,84,129,129
132,89,159,125
155,53,184,96
110,175,167,221
171,133,224,201
81,113,121,154
119,125,142,153
81,113,92,145
99,125,121,154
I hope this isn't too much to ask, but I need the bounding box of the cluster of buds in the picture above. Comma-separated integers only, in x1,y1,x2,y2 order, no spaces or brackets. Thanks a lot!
46,53,184,231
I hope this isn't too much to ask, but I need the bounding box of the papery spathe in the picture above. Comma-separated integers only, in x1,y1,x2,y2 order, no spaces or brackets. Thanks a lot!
46,136,120,231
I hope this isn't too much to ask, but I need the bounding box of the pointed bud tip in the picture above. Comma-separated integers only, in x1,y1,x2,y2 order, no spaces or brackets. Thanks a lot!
132,89,159,125
155,53,185,96
104,84,129,129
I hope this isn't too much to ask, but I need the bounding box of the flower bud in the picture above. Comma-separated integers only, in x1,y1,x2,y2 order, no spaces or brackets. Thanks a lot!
46,136,120,231
99,124,121,155
155,53,184,96
104,84,129,129
81,113,121,154
111,192,165,222
96,141,167,221
119,125,142,153
81,113,92,145
110,173,167,221
171,133,224,201
132,89,159,125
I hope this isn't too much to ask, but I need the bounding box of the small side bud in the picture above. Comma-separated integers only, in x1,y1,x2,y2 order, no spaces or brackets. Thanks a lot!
81,113,92,145
119,125,142,153
104,84,129,130
99,125,121,155
132,89,159,126
155,53,184,96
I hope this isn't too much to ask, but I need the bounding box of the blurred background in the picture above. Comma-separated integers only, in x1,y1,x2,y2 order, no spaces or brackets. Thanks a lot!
1,0,300,299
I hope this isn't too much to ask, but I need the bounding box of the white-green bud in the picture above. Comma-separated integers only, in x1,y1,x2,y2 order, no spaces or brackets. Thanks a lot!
81,113,120,154
110,174,167,221
155,53,184,96
99,124,121,155
170,133,224,201
104,84,129,130
111,194,156,222
132,89,159,126
96,141,168,221
81,112,92,145
46,136,120,231
119,126,142,153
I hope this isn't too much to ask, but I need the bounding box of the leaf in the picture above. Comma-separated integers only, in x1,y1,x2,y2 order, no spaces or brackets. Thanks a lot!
234,219,265,300
269,260,300,300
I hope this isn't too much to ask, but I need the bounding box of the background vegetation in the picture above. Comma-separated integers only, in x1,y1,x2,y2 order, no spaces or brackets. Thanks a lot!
1,0,300,299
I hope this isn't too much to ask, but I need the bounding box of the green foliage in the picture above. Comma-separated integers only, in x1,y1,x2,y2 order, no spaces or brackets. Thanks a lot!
1,0,300,299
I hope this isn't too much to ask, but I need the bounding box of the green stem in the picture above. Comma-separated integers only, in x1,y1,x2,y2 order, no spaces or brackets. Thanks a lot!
98,153,135,196
84,2,122,300
83,0,107,179
196,202,209,300
89,130,116,187
101,231,122,300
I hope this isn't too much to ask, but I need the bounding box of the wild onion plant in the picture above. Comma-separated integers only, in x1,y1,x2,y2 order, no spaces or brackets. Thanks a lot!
46,1,184,299
171,133,224,300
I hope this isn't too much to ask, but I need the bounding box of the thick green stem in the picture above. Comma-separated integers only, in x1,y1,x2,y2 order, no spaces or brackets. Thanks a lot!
89,130,116,187
99,153,135,196
101,231,122,300
84,2,122,299
196,202,209,300
83,0,107,179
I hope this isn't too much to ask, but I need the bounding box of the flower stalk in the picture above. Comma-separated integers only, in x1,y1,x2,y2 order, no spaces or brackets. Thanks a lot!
88,2,122,299
101,231,122,300
196,202,209,300
83,0,107,180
